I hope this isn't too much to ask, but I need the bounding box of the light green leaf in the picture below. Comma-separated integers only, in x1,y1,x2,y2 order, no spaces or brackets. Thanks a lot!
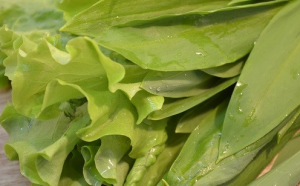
100,48,148,99
219,0,300,160
124,129,168,186
149,77,237,120
131,90,164,124
7,36,107,118
0,103,90,186
94,135,131,185
0,0,64,33
81,145,104,186
91,3,283,71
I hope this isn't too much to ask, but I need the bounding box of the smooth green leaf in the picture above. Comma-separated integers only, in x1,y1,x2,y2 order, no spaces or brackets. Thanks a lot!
176,93,228,133
141,70,218,98
273,135,300,167
149,77,237,120
224,111,300,186
60,0,235,36
92,3,283,71
219,0,300,159
165,100,299,185
201,56,245,78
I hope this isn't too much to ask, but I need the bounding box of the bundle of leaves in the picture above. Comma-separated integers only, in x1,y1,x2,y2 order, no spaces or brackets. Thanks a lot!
0,0,300,185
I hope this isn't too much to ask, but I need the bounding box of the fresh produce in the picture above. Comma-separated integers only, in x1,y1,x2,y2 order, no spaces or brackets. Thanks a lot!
0,0,300,185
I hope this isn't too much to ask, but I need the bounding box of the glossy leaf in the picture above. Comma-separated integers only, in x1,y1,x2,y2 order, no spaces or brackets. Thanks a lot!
94,135,131,185
219,0,300,159
136,122,189,186
82,146,104,185
149,77,237,120
131,90,164,124
141,70,218,98
91,3,283,71
60,0,234,36
224,111,300,186
165,101,299,185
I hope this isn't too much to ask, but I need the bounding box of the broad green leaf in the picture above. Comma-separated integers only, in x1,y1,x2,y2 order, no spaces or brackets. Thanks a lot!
149,77,237,120
141,70,218,98
60,0,234,36
224,112,300,186
201,56,245,78
91,3,283,71
219,0,300,160
165,100,298,185
0,103,90,186
94,135,131,185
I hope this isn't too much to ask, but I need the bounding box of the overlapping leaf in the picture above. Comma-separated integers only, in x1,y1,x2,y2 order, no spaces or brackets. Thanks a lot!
218,0,300,160
89,3,285,71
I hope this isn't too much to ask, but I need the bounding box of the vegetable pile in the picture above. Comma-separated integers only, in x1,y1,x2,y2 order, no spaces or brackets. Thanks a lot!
0,0,300,185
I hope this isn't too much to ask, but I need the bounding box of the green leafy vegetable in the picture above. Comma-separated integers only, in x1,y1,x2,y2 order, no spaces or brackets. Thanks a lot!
218,0,300,160
0,0,299,186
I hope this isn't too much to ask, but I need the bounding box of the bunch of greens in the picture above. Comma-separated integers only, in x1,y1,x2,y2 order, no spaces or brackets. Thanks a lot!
0,0,300,185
